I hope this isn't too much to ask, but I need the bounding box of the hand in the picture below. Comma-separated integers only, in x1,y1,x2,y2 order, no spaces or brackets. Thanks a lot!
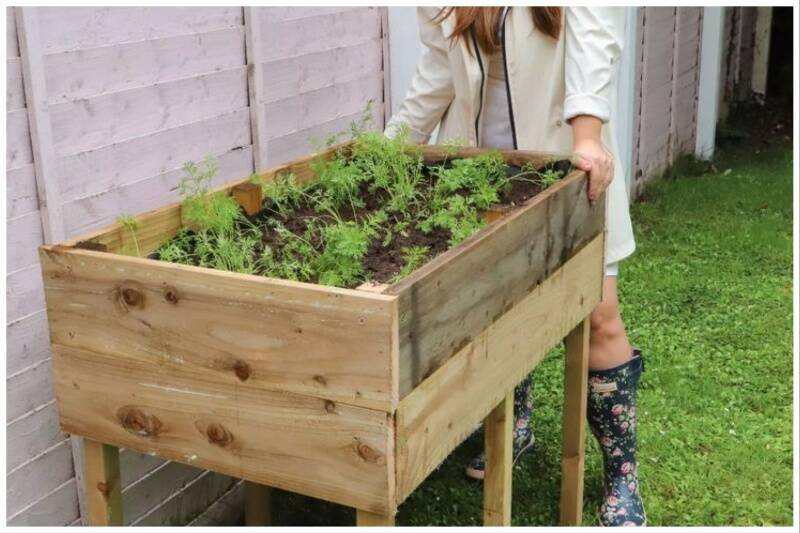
571,138,613,207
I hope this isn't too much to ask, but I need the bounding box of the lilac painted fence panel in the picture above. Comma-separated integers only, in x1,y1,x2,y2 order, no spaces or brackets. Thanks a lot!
632,7,707,196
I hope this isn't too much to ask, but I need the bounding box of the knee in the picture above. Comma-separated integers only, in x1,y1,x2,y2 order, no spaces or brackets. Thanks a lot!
590,302,625,345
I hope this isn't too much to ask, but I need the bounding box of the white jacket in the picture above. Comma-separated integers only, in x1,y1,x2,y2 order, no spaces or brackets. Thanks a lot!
385,6,635,264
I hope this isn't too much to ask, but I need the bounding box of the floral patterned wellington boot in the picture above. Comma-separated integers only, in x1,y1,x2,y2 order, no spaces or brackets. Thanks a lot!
465,375,536,480
587,349,646,527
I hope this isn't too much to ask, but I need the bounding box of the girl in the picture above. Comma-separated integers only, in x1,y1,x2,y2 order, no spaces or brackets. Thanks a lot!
385,7,645,527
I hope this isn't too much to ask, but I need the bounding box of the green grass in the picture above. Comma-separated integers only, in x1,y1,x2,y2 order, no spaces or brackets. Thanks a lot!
267,140,794,526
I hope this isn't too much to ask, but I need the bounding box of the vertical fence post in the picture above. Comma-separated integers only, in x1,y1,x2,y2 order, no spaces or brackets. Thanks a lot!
695,7,725,160
16,5,89,523
15,6,65,243
244,7,269,172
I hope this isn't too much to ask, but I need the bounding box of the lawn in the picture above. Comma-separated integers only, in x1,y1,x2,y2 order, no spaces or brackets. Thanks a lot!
272,138,794,526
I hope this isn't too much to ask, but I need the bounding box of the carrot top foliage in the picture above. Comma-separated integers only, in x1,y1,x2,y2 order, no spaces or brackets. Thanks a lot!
153,116,567,288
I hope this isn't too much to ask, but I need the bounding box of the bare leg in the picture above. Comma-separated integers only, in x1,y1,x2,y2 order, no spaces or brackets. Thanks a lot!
589,276,633,370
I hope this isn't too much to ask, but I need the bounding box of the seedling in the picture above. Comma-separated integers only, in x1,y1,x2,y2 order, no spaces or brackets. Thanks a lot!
116,214,141,257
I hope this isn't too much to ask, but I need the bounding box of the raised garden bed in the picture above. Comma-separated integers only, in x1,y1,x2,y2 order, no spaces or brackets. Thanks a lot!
40,139,606,526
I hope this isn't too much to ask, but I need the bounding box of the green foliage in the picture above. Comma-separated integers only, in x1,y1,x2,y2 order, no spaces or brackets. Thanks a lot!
255,172,304,216
179,157,241,233
391,245,430,283
314,221,370,287
116,213,141,257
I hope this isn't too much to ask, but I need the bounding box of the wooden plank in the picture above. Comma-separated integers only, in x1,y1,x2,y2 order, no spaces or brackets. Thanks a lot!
261,38,383,104
7,210,45,272
559,317,590,526
120,449,165,488
121,460,204,525
6,108,33,168
133,470,236,526
15,7,66,243
266,108,381,165
6,439,76,516
389,165,604,397
6,309,51,376
231,182,262,215
83,440,123,526
264,72,383,141
7,6,20,57
259,7,381,62
6,477,80,527
187,480,244,526
268,7,361,21
6,264,46,323
380,7,392,126
6,402,64,472
7,57,26,110
35,6,243,54
395,235,604,503
6,163,39,219
483,391,513,526
244,482,273,526
50,67,248,155
6,357,55,422
40,244,398,411
356,510,395,526
58,107,251,203
44,27,246,104
244,6,269,171
50,343,396,515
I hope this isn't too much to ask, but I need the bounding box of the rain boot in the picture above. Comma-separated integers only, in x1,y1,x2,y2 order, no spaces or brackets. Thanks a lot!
465,374,536,480
587,349,646,527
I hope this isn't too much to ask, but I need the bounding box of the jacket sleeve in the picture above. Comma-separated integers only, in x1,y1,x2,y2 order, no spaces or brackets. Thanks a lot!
384,7,456,143
563,7,625,124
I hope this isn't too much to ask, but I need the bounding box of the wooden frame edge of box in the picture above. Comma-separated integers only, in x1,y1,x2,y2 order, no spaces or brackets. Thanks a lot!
393,233,605,504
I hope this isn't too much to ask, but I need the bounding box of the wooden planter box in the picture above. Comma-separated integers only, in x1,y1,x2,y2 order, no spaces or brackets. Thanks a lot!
40,144,606,526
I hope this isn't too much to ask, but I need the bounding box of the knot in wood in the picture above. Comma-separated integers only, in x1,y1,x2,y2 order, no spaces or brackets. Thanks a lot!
162,285,179,304
206,423,234,447
324,400,336,413
97,482,110,497
354,439,382,463
233,360,251,381
115,282,146,311
118,406,162,437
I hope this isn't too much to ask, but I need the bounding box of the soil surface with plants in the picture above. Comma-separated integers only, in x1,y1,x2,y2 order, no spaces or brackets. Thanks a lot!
152,128,572,288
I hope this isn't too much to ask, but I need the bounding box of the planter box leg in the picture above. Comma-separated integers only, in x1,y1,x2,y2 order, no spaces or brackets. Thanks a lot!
559,317,590,526
245,481,273,526
83,439,122,526
483,390,513,526
356,510,395,526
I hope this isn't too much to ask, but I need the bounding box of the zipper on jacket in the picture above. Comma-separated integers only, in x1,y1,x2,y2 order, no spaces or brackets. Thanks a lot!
501,7,519,150
469,27,485,145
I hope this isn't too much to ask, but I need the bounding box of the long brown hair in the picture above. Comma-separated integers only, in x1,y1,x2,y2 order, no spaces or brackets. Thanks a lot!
435,7,562,54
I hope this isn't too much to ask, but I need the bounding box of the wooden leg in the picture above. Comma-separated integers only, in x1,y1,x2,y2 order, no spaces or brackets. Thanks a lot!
244,481,273,526
560,317,590,526
83,439,122,526
483,390,513,526
356,509,395,526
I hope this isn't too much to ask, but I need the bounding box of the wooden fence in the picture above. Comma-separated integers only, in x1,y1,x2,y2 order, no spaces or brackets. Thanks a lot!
6,6,386,526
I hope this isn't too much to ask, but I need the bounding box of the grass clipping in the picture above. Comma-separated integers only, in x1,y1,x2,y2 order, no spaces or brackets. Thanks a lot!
153,125,567,288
